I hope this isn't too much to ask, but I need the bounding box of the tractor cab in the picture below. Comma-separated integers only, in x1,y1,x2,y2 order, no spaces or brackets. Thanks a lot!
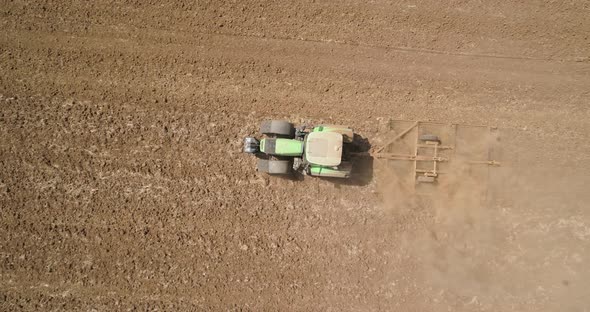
304,131,342,167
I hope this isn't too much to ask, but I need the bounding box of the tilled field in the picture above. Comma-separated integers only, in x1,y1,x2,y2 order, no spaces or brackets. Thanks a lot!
1,1,589,311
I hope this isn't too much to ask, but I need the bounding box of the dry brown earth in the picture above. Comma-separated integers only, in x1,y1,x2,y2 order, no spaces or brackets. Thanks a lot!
1,1,589,311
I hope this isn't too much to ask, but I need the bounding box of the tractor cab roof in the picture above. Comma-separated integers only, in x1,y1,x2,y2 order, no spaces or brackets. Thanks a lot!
305,131,342,167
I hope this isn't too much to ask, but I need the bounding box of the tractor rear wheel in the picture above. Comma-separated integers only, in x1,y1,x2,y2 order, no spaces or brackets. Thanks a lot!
260,120,294,137
257,159,291,174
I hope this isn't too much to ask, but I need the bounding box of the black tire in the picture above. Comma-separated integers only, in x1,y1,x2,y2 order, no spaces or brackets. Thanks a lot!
257,159,291,174
419,134,440,143
260,120,294,137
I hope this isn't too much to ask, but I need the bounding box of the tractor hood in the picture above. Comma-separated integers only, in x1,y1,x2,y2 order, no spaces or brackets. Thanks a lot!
260,138,304,156
305,131,343,166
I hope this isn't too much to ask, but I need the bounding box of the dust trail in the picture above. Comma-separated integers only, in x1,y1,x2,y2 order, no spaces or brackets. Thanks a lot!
375,128,590,310
378,157,503,295
414,160,504,298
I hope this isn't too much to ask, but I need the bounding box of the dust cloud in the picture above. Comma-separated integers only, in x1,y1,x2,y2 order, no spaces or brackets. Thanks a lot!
374,134,590,311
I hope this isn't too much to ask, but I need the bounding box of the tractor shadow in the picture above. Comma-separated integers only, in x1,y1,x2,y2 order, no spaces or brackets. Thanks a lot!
318,134,374,187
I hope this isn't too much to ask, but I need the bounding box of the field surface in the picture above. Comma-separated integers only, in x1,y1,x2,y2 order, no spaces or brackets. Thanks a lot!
1,1,589,311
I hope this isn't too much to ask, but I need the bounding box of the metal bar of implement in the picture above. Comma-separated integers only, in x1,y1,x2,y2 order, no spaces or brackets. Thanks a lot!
372,153,448,162
468,160,501,166
412,124,419,190
433,142,439,176
416,144,453,149
416,169,447,174
374,121,419,153
389,120,495,129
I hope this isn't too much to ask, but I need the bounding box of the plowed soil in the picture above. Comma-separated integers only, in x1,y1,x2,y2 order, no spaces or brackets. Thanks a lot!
1,1,589,311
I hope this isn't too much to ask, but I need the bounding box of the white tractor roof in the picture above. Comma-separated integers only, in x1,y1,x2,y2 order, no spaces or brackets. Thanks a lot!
305,131,343,166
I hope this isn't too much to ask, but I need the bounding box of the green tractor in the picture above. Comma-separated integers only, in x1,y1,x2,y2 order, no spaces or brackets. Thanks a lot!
244,120,356,178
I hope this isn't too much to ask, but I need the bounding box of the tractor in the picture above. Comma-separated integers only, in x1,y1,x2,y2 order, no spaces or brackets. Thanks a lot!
244,119,502,191
243,120,356,178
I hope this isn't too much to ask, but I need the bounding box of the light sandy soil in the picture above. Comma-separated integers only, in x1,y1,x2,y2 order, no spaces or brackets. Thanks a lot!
1,1,589,311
